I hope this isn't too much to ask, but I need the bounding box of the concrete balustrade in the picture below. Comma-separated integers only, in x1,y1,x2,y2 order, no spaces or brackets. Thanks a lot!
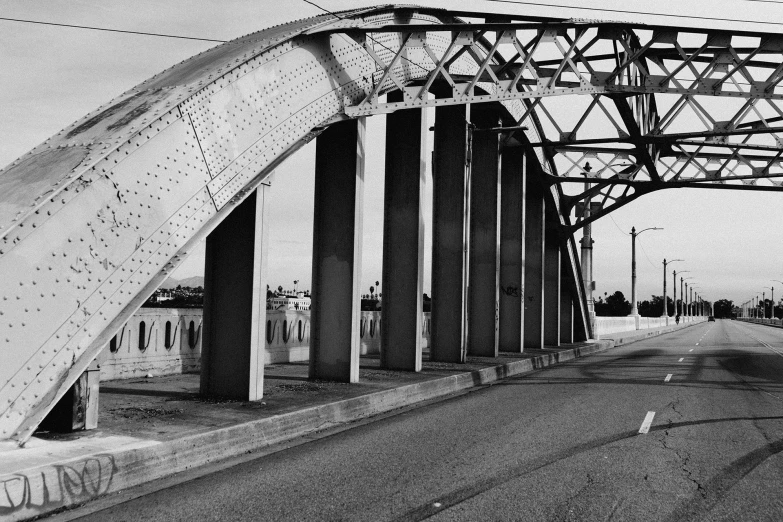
99,309,432,381
99,307,704,381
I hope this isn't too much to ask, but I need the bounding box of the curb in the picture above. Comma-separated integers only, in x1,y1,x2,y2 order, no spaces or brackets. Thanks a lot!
1,324,695,521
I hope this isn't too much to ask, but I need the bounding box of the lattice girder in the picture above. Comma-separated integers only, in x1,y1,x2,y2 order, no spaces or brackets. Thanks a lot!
327,15,783,228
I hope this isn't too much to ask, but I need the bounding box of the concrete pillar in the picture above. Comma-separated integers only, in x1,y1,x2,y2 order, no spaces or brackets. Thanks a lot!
467,107,501,357
431,104,470,363
381,97,426,371
560,253,574,344
498,146,525,352
543,221,561,346
39,360,100,432
201,184,270,400
309,119,365,382
523,161,545,350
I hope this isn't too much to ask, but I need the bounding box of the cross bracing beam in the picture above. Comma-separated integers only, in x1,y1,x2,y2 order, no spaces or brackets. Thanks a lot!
323,15,783,229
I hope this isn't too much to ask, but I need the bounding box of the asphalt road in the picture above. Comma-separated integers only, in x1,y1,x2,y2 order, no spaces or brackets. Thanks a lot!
61,320,783,521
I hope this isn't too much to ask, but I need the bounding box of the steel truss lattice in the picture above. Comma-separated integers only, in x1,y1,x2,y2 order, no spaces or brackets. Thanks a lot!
325,11,783,229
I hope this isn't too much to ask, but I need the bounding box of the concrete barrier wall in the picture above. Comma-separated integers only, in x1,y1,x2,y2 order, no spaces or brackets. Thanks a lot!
593,317,637,335
100,308,704,380
594,315,707,338
99,309,432,381
738,317,783,327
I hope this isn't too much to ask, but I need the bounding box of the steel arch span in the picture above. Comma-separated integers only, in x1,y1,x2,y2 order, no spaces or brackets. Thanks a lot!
2,5,783,442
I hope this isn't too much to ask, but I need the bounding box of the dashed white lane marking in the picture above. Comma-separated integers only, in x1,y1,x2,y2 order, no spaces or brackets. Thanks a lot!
678,358,684,362
696,343,699,345
689,349,694,352
639,411,656,434
664,374,673,383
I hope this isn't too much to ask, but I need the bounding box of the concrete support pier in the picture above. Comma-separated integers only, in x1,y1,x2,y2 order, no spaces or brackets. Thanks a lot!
381,98,426,371
309,119,365,382
201,185,271,400
498,146,525,352
431,104,470,363
523,161,545,349
467,108,501,357
543,217,561,346
560,254,575,344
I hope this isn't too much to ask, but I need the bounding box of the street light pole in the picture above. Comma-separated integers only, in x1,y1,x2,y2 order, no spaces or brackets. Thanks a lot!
674,270,690,317
682,277,694,318
662,259,684,319
629,226,662,316
771,280,783,320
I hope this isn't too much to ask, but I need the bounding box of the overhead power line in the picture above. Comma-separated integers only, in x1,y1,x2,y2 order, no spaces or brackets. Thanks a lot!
483,0,783,27
608,213,630,236
0,16,226,43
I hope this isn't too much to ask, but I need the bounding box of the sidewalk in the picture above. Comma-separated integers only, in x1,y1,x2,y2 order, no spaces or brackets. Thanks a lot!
0,321,703,521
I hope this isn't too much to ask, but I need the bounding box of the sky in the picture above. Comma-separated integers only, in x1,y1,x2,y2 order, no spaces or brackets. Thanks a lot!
2,0,783,306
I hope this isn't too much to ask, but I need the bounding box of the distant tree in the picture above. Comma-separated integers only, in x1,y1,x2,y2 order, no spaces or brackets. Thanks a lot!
606,290,632,316
637,295,674,317
714,298,734,319
594,290,632,316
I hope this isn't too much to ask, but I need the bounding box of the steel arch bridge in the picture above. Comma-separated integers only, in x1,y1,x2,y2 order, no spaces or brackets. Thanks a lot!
3,5,783,443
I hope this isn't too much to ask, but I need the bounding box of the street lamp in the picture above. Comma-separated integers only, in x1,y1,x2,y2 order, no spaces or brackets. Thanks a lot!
629,226,662,316
691,287,700,316
674,269,690,316
662,259,684,318
762,286,774,319
682,277,694,317
771,280,783,319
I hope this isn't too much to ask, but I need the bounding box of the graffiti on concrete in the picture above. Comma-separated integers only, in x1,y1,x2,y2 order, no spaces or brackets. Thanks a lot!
0,454,116,516
500,285,522,298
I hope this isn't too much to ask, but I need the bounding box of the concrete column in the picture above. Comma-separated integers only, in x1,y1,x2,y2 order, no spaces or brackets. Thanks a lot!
543,221,561,346
467,107,501,357
523,161,545,349
309,119,365,382
431,104,470,363
498,146,525,352
380,97,426,371
201,184,271,400
560,253,574,344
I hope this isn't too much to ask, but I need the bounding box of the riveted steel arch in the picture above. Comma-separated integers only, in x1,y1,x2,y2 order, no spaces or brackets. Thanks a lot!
0,5,569,443
10,3,783,442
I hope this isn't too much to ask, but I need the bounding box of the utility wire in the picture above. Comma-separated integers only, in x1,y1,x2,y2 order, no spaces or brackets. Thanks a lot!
636,237,659,269
608,213,630,235
0,16,226,43
482,0,783,27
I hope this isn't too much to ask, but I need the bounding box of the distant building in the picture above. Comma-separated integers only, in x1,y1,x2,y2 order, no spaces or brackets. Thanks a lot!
267,291,311,311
